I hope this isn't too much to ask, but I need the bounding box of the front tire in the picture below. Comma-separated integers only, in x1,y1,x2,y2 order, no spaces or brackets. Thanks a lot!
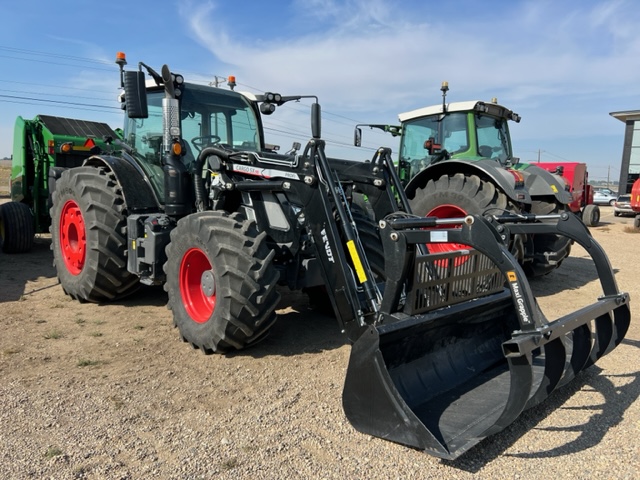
50,167,139,302
164,211,280,353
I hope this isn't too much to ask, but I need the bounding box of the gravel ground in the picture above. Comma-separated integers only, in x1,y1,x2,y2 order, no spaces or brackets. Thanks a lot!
1,183,639,478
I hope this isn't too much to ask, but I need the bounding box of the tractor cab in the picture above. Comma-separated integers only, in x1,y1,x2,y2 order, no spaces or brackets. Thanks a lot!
398,98,519,180
121,80,264,203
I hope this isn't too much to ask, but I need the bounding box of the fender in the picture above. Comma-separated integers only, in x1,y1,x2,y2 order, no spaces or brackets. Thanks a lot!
515,163,573,204
82,153,160,212
404,159,532,204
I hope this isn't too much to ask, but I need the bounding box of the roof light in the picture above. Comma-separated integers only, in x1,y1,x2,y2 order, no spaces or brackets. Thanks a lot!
227,75,236,90
115,51,127,67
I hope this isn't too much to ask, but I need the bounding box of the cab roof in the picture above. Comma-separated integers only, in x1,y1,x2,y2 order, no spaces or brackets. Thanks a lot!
399,100,520,123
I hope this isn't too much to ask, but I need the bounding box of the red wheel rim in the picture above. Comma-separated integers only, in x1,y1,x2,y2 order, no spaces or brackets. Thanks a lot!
426,204,471,254
179,248,216,323
59,200,86,276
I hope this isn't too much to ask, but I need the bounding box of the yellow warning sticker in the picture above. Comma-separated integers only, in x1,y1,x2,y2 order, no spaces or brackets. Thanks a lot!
507,271,517,282
347,240,368,284
550,184,558,193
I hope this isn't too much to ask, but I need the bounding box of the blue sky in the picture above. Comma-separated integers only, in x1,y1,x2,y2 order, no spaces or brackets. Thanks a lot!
2,0,639,183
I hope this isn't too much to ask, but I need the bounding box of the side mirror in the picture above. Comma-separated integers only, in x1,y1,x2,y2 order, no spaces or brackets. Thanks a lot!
354,127,362,147
260,103,276,115
311,103,321,139
123,70,148,118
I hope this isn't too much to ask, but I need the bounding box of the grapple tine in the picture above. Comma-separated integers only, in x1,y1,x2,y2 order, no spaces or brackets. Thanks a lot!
585,313,615,368
478,353,534,439
585,304,631,368
524,337,566,409
557,324,592,388
613,305,632,346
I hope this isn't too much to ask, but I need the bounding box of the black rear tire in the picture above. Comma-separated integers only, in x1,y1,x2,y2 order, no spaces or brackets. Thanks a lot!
0,202,34,253
164,211,281,353
409,173,512,218
50,167,139,302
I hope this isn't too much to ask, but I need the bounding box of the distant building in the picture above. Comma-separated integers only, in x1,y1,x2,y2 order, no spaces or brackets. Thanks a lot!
610,109,640,194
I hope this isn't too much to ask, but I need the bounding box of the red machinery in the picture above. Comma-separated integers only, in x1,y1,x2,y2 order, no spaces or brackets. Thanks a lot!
537,162,599,226
631,178,640,228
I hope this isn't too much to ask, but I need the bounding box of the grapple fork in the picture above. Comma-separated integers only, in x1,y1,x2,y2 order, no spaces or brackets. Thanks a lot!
342,213,630,459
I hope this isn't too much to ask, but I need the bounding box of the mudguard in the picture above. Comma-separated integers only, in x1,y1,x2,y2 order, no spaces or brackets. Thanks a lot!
404,159,532,205
83,153,160,212
515,162,573,204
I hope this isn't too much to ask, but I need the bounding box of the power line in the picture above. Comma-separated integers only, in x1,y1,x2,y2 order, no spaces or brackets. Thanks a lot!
0,94,120,110
1,44,393,152
0,45,113,65
0,78,118,94
3,87,113,102
0,99,123,115
0,54,114,72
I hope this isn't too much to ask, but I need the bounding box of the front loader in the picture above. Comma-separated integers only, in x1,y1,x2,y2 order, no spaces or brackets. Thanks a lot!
49,54,630,460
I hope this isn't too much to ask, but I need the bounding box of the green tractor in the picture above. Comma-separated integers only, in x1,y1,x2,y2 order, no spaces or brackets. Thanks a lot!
1,115,119,253
355,82,573,276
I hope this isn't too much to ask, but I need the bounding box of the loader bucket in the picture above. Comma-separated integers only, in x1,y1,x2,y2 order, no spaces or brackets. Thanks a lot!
342,213,630,460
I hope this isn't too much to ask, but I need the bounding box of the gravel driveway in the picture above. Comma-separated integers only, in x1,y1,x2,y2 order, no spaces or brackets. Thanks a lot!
0,202,638,479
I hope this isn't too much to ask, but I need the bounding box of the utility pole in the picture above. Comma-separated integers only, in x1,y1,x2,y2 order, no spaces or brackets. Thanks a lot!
210,76,227,88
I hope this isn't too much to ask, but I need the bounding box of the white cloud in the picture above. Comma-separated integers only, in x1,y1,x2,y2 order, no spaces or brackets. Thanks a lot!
176,0,640,160
182,0,640,107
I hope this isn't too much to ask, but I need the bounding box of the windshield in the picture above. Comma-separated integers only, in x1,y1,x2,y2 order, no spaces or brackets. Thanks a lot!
400,112,468,168
399,111,512,176
476,114,510,163
123,84,262,201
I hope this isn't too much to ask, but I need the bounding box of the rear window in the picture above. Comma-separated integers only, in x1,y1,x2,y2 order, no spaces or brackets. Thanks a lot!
617,195,631,202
